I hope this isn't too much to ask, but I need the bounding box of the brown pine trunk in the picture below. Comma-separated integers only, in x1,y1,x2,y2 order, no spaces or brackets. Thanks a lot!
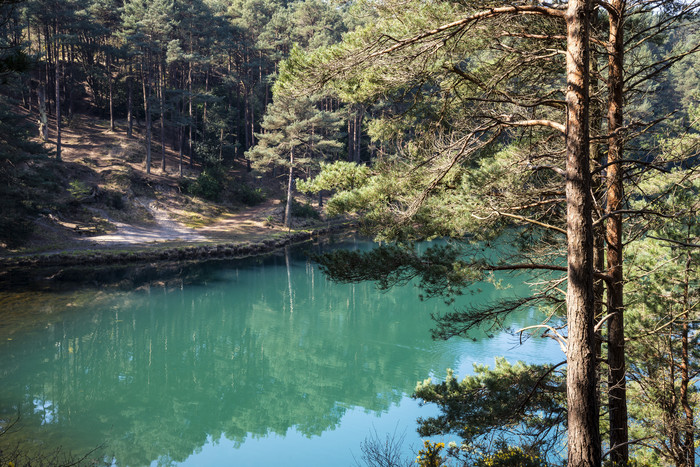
44,24,52,114
219,127,224,162
188,52,193,167
179,120,185,178
589,40,605,410
159,60,166,171
354,108,364,162
55,45,61,162
250,99,255,147
25,24,32,112
66,46,74,121
244,91,251,150
141,57,152,174
605,2,628,465
680,247,695,467
347,107,354,162
108,52,114,131
565,1,599,466
203,67,209,129
38,85,48,141
127,67,133,138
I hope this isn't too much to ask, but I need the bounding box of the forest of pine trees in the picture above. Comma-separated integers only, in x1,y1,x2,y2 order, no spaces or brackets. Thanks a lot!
0,0,353,170
1,0,700,466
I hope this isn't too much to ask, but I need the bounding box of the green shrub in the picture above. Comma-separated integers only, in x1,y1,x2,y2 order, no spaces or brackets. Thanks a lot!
0,211,34,248
178,177,193,193
187,168,224,201
68,180,93,202
194,137,222,168
476,445,548,467
102,189,125,210
291,200,320,219
233,183,266,206
416,441,447,467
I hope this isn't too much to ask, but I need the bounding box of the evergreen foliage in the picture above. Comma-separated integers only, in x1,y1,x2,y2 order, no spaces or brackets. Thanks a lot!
414,360,566,461
246,91,342,226
281,1,700,465
1,0,700,465
0,93,52,247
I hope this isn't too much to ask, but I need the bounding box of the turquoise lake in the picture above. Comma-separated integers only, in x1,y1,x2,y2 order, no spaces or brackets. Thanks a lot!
0,236,562,466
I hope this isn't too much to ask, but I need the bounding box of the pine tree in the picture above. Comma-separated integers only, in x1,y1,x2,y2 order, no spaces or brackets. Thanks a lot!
246,91,341,227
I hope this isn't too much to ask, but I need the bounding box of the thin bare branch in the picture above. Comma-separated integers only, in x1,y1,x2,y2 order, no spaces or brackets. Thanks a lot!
370,6,566,58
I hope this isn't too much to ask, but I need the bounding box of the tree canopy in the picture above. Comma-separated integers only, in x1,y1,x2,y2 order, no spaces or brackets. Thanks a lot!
1,0,700,465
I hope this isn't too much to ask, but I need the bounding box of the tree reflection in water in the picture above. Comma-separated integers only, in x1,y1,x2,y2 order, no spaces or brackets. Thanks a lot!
0,236,558,465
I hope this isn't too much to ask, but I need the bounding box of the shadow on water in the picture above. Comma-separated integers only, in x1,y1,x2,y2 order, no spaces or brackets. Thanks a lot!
0,233,361,294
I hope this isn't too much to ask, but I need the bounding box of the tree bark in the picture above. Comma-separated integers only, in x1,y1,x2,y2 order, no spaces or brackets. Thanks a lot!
250,99,255,147
203,66,209,129
141,57,152,174
159,60,166,172
347,106,354,162
565,1,599,466
589,36,605,415
44,24,52,114
188,51,193,167
179,120,185,178
66,46,74,121
55,47,61,162
127,67,133,138
680,246,695,467
354,107,364,162
38,85,48,142
605,2,628,464
108,52,114,131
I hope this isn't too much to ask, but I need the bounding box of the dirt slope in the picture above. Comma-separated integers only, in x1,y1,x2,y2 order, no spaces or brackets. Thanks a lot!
7,110,324,255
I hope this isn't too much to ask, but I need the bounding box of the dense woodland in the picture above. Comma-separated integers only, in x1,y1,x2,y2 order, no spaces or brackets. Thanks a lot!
1,0,700,466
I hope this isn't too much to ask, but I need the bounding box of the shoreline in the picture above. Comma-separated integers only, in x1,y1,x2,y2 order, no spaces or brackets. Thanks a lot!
0,221,353,269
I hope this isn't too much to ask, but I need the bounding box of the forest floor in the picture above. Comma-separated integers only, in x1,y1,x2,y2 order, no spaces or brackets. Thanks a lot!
2,108,341,261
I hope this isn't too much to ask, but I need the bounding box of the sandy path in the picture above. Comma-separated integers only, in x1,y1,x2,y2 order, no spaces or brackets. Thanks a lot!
196,199,283,242
81,199,208,245
79,199,284,246
26,112,292,248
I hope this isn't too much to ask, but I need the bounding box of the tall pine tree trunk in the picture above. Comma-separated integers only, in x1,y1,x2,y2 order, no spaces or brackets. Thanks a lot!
250,99,255,147
564,1,599,465
38,85,48,141
203,66,209,130
159,60,166,171
188,58,193,167
179,107,185,179
127,67,133,138
108,52,114,131
355,109,364,162
219,126,224,162
141,57,152,174
55,43,61,162
589,43,605,391
606,2,628,464
67,45,74,121
347,106,354,162
680,245,694,467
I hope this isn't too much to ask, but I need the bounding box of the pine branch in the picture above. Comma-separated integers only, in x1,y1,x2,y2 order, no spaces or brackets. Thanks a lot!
370,5,566,59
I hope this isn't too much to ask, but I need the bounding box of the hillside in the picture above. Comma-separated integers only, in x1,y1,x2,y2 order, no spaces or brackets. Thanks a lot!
0,107,331,257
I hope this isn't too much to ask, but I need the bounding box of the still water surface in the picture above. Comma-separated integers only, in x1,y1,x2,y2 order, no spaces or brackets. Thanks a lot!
0,237,561,466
